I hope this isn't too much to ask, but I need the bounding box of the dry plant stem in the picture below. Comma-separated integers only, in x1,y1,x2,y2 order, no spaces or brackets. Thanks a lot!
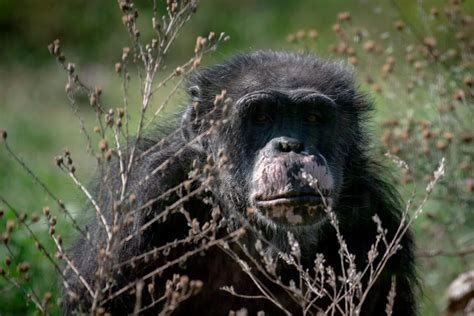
1,274,45,314
103,229,242,305
136,275,202,316
115,218,213,269
65,92,95,156
355,157,446,312
91,199,126,311
219,246,292,316
135,125,220,190
129,177,198,215
145,40,226,130
0,196,72,290
305,170,358,310
64,169,112,240
122,185,205,243
232,239,303,306
152,60,190,91
419,245,474,258
133,280,145,315
144,76,185,131
0,198,56,314
135,292,167,315
62,59,107,148
300,157,445,316
112,125,127,199
388,0,450,71
123,2,197,194
237,261,291,316
150,282,197,315
279,250,337,315
220,286,268,301
120,57,131,150
53,235,95,298
138,101,227,162
385,276,397,316
136,137,200,188
1,138,91,244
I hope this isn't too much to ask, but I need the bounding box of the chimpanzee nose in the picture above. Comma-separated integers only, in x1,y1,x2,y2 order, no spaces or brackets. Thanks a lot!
273,137,304,153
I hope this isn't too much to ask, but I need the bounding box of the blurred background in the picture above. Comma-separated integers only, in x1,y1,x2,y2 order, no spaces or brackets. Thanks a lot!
0,0,473,314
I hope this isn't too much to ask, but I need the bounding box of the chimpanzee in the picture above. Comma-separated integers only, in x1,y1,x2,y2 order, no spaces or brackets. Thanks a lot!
65,51,416,315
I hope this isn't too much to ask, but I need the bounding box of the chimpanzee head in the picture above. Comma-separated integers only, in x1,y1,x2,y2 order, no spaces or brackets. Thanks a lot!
182,51,369,229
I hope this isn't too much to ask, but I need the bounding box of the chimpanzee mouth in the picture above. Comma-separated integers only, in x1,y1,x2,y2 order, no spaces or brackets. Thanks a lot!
254,192,330,208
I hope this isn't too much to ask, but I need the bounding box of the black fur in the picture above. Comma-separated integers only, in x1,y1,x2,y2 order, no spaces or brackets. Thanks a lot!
64,51,416,315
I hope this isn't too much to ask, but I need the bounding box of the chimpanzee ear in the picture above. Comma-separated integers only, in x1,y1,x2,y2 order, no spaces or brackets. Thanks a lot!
181,85,205,152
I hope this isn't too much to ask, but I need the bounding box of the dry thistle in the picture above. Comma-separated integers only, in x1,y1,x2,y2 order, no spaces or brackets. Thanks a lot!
453,89,465,101
332,23,342,34
394,20,405,31
99,139,108,152
363,40,376,52
463,75,473,87
295,30,306,40
122,47,131,61
423,37,437,49
30,212,39,223
6,219,14,233
337,12,351,22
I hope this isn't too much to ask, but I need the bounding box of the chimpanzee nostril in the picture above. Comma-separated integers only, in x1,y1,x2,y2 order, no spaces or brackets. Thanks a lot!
274,137,304,153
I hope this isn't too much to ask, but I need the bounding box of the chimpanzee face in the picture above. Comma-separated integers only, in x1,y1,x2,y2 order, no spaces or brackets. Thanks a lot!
227,88,344,227
185,52,360,229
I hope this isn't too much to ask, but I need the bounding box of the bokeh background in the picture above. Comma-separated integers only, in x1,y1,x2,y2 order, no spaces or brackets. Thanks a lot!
0,0,473,314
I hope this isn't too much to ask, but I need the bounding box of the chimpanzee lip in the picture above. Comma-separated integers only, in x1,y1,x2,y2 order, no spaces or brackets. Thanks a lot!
254,192,328,207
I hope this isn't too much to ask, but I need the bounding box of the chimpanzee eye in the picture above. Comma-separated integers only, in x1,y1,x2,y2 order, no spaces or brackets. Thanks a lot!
306,113,321,124
254,113,271,124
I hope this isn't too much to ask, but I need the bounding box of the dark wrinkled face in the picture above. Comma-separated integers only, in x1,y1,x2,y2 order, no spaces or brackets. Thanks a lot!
218,88,345,228
184,52,362,230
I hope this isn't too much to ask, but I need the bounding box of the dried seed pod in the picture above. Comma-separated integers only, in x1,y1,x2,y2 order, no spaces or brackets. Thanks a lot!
194,36,205,53
394,20,405,31
286,33,296,43
31,212,40,223
18,262,31,273
463,75,472,87
115,62,122,74
208,32,215,41
424,37,437,49
461,132,473,143
99,139,108,152
453,89,465,101
43,292,52,304
332,23,342,33
436,140,447,151
296,30,306,40
89,94,97,107
43,207,50,216
6,220,14,233
363,40,376,52
337,12,351,22
372,83,382,93
122,47,131,61
348,56,358,65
